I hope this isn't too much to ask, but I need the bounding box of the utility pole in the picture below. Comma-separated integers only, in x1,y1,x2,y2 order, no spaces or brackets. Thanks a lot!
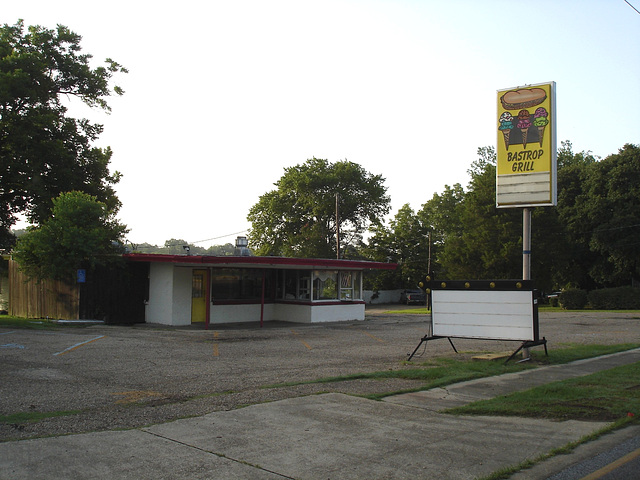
427,231,431,275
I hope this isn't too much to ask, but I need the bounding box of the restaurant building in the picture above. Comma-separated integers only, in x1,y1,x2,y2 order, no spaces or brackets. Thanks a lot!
125,249,396,327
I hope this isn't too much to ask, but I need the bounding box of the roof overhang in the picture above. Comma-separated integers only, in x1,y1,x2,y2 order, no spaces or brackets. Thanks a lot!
123,253,397,271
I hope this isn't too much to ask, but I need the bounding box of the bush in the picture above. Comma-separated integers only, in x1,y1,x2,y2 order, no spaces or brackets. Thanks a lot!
559,289,588,309
588,287,640,310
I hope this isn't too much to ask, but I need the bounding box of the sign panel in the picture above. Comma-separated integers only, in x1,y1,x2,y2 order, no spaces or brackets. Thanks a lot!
496,81,557,208
431,290,535,341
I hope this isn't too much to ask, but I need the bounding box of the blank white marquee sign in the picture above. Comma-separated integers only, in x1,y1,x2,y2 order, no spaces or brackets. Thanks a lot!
428,280,538,342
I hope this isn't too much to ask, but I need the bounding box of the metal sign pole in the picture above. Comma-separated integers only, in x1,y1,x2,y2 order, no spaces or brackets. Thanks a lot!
523,208,532,280
522,207,532,359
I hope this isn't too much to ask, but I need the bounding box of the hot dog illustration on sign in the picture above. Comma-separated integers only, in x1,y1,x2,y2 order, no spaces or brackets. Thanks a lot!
498,87,549,149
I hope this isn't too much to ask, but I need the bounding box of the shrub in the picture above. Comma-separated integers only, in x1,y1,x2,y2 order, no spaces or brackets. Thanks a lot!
559,289,588,309
588,287,640,310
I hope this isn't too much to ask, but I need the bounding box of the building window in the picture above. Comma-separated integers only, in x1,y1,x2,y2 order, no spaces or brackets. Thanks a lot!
313,271,338,300
283,270,311,300
278,269,361,302
340,271,361,300
211,268,266,300
192,273,204,298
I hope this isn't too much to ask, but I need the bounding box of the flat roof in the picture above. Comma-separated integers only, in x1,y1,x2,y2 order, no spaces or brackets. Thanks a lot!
124,253,397,271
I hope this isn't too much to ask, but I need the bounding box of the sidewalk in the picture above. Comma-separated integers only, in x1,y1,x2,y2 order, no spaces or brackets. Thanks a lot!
2,348,639,480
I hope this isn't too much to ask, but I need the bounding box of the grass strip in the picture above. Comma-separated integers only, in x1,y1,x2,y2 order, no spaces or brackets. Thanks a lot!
381,308,429,314
446,361,640,422
262,344,640,401
380,307,640,315
0,315,64,329
1,410,82,424
476,417,636,480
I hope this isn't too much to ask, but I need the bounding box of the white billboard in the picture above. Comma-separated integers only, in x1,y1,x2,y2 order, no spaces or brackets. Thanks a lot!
431,289,535,341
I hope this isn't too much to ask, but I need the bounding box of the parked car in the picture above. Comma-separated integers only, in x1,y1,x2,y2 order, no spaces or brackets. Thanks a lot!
402,289,426,305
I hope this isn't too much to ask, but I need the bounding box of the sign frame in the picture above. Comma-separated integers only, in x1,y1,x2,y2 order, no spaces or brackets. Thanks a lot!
496,81,557,208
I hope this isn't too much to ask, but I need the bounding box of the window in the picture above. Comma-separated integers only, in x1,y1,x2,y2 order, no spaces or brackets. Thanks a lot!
192,273,204,298
340,271,361,300
282,270,312,300
211,268,266,300
313,271,338,300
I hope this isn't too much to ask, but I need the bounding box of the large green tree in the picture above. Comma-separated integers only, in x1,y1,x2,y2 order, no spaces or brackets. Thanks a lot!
416,184,465,278
248,158,390,257
0,21,127,248
436,147,522,279
13,191,128,281
558,143,640,286
365,203,428,289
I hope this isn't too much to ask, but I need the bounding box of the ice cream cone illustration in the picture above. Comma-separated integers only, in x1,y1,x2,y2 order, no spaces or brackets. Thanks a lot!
502,129,512,150
537,126,545,146
517,110,531,149
498,112,514,150
533,107,549,147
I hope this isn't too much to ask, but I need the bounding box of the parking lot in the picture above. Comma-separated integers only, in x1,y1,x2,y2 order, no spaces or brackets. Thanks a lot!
2,307,639,441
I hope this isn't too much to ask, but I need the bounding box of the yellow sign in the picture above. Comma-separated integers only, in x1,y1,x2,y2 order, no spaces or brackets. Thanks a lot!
496,82,556,207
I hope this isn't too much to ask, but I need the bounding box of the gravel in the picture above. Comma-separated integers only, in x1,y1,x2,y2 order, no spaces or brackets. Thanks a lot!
1,309,638,441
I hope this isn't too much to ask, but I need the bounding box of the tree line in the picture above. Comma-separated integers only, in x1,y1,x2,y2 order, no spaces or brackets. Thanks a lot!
361,142,640,293
244,143,639,293
3,21,639,292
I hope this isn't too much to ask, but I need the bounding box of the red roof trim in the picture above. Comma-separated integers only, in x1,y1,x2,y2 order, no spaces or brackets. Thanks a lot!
123,253,397,270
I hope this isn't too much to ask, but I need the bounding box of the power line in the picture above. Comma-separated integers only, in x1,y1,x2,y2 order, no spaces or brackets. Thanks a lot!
624,0,640,15
130,230,249,249
190,230,248,245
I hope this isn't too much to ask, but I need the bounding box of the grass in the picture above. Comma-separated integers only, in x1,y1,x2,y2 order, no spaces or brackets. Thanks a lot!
0,410,82,424
0,315,94,329
475,417,636,480
263,356,536,399
0,315,64,329
380,306,640,314
446,361,640,422
263,344,640,401
535,342,640,364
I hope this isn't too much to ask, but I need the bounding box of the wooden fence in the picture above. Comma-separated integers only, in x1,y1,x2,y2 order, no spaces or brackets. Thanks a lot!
8,258,80,319
7,258,148,322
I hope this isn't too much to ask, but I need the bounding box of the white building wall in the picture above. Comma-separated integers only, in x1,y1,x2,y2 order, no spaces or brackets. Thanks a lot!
146,263,174,325
172,267,192,326
210,304,275,324
310,303,364,322
274,303,312,323
208,303,364,324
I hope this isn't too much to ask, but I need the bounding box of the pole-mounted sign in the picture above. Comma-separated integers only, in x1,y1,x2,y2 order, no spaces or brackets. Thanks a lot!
496,81,557,208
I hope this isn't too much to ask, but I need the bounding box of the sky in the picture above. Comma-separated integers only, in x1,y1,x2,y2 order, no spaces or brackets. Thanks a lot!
5,0,640,248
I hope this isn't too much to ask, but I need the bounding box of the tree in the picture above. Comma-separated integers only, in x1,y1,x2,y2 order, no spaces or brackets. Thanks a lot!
566,144,640,285
438,147,522,279
416,183,465,278
364,204,429,289
0,21,127,247
12,191,128,281
248,158,390,257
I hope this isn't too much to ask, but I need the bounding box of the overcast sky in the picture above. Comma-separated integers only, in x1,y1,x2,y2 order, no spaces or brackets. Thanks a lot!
5,0,640,247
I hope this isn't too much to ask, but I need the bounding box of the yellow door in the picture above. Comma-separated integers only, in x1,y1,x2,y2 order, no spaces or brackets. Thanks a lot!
191,269,207,323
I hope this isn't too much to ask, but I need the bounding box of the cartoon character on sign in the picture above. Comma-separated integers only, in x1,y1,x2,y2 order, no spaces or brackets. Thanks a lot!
498,87,549,150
